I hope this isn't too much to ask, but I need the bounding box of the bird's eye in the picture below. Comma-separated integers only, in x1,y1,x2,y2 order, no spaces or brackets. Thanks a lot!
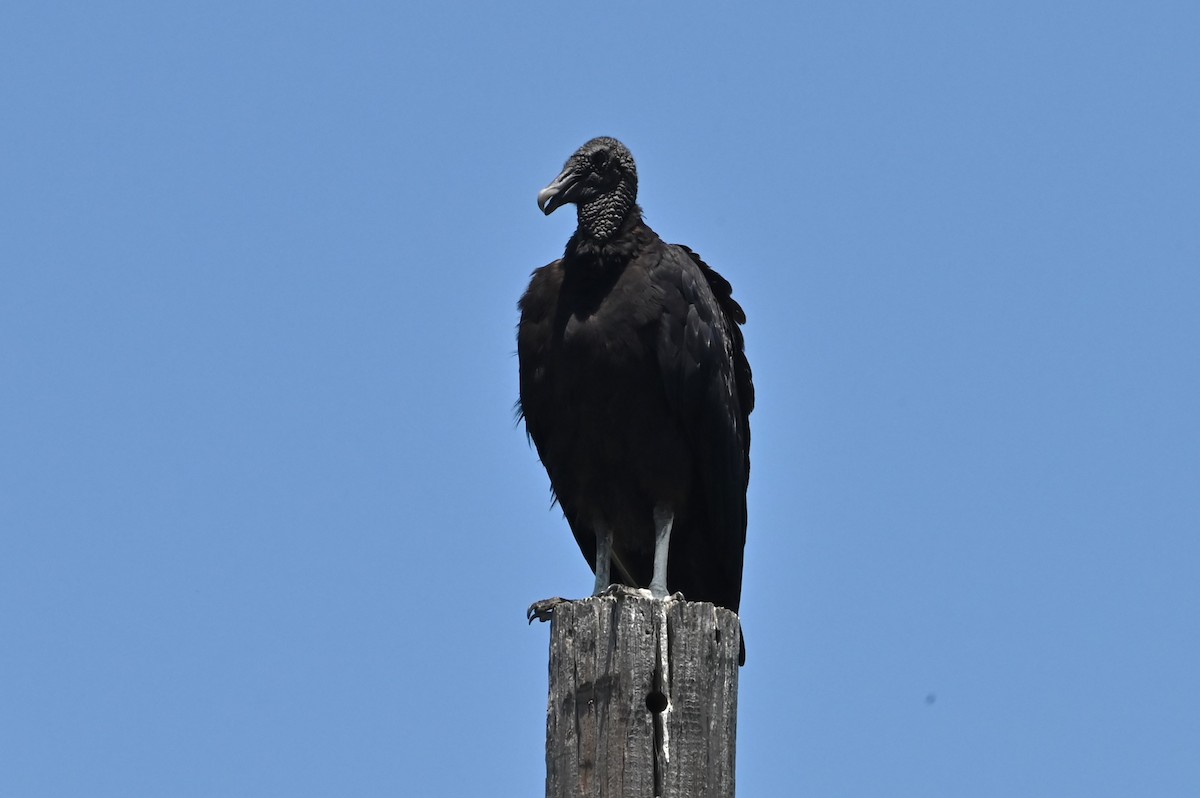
590,150,609,169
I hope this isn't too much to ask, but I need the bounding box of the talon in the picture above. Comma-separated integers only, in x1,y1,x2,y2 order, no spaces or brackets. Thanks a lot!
527,597,570,623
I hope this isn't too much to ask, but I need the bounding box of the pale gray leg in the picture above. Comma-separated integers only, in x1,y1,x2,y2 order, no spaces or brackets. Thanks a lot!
649,504,674,599
592,522,613,596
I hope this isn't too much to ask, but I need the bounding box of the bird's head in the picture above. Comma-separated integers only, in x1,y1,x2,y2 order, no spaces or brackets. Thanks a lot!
538,137,638,241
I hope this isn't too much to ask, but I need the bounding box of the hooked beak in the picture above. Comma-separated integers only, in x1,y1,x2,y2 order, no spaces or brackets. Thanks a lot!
537,165,581,215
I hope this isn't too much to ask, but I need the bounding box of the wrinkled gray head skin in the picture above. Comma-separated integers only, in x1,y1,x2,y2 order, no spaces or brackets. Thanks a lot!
537,137,638,242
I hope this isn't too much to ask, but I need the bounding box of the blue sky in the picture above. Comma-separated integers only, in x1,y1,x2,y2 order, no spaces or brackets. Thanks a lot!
2,2,1197,795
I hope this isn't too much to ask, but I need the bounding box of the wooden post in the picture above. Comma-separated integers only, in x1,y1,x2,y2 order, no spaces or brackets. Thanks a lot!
544,593,740,798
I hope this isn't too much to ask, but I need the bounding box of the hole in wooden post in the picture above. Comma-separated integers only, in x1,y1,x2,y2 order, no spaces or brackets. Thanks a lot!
715,628,722,644
645,690,667,714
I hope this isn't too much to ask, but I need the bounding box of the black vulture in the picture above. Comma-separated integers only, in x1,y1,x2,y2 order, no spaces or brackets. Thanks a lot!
518,137,754,662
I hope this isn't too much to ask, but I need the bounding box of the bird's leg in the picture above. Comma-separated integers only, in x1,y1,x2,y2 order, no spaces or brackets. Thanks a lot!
649,504,674,600
592,522,613,596
529,522,617,624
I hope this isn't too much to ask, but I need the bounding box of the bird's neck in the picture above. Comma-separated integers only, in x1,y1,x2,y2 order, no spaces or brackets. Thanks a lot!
576,180,637,244
568,203,645,269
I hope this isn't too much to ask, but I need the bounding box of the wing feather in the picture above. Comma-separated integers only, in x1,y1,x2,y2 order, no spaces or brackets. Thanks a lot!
653,244,752,609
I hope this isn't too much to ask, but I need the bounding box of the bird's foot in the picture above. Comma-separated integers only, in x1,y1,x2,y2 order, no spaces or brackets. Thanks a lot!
599,583,651,599
527,597,571,624
598,584,685,603
534,587,686,622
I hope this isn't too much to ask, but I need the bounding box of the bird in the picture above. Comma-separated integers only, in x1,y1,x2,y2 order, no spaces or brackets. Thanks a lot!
517,137,754,662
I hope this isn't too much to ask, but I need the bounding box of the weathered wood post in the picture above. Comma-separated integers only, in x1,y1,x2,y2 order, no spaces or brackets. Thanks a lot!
544,593,740,798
